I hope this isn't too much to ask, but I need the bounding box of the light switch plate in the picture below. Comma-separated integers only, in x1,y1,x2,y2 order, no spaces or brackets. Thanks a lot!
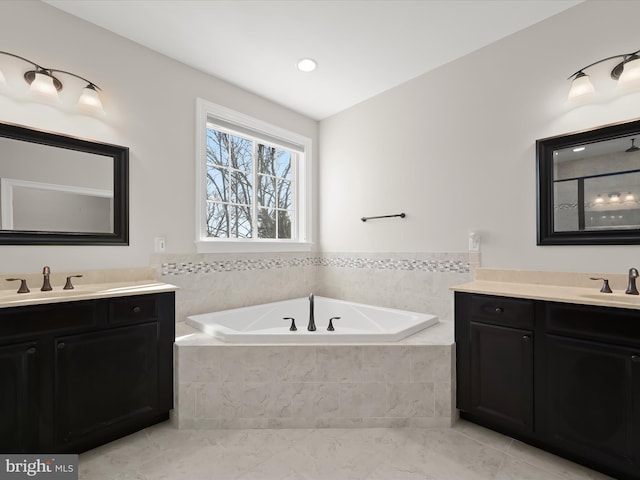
154,237,166,252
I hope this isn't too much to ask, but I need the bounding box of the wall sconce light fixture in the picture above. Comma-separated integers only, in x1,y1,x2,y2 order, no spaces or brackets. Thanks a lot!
568,48,640,102
0,51,104,114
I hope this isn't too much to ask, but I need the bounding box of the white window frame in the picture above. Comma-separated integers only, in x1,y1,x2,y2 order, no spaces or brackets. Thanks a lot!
195,98,313,253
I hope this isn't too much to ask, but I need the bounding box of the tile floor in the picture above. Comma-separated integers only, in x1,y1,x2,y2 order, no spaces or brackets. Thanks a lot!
79,420,614,479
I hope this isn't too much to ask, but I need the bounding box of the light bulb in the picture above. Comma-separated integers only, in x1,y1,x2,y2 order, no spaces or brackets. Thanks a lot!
568,72,595,102
595,195,604,204
609,193,620,202
30,71,59,100
626,192,635,201
617,57,640,92
78,85,104,114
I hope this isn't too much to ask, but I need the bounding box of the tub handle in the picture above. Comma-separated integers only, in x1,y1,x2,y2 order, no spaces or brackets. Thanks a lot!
283,317,297,331
327,316,341,331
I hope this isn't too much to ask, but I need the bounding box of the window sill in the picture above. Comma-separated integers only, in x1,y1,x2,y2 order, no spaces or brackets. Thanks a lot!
194,240,314,253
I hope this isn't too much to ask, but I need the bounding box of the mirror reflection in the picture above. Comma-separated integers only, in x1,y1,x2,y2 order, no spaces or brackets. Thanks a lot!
537,117,640,245
0,121,128,245
0,137,114,233
553,135,640,232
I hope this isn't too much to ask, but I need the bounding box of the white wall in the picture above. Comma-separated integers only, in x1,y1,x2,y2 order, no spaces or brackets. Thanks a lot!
0,0,318,274
318,0,640,273
4,1,639,278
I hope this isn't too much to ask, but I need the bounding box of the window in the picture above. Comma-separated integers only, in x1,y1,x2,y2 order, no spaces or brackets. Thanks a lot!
195,99,312,252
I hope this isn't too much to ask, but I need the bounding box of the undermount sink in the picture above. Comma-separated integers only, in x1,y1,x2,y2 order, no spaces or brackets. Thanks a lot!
579,293,640,304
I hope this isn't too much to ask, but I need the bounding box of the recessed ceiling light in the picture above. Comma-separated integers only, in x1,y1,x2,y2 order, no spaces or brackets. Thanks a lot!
296,58,317,73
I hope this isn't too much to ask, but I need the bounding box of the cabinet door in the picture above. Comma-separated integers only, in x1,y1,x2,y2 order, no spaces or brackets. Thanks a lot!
470,321,534,435
541,334,640,471
54,323,159,450
0,342,39,452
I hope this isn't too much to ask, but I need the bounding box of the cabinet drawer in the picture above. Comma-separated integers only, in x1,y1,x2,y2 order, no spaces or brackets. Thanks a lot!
545,302,640,348
0,302,97,340
470,294,534,329
109,295,158,325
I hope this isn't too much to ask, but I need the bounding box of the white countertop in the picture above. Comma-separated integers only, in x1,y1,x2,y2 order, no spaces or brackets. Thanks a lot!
0,280,178,309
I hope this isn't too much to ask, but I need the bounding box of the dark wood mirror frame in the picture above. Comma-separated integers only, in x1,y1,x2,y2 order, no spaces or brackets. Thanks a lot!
537,117,640,245
0,122,129,245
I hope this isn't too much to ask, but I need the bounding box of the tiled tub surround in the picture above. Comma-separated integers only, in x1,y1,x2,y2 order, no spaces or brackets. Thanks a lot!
153,251,471,429
151,251,477,324
174,325,455,429
318,252,476,322
151,252,320,326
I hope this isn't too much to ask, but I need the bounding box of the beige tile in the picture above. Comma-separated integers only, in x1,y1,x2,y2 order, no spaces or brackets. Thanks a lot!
176,346,220,383
79,420,613,480
362,346,411,382
434,381,453,417
268,347,316,382
507,439,615,480
495,457,567,480
339,383,387,417
387,382,435,417
316,346,363,382
410,346,452,382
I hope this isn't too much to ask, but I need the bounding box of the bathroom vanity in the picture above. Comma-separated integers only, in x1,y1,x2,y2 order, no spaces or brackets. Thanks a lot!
0,280,176,454
454,271,640,480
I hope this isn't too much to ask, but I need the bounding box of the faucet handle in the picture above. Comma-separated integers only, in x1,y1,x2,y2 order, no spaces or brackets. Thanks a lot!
589,277,612,293
283,317,297,331
6,278,30,294
327,316,341,331
63,275,83,290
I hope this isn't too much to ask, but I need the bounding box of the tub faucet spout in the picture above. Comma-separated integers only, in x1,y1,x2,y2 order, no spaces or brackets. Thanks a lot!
308,293,316,331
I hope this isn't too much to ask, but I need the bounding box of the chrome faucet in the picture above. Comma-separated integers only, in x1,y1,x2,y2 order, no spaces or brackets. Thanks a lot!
41,265,52,291
626,268,639,295
308,293,316,331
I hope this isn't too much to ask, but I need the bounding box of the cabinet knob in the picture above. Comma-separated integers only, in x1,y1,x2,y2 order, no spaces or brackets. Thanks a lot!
632,355,640,363
132,306,141,313
494,307,504,314
27,347,36,354
57,342,65,350
522,335,531,342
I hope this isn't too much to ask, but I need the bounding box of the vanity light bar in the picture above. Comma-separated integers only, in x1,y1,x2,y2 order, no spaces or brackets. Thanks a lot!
593,192,636,204
568,48,640,103
0,50,104,114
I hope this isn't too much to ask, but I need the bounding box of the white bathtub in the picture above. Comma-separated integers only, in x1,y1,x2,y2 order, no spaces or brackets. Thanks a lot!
185,296,439,343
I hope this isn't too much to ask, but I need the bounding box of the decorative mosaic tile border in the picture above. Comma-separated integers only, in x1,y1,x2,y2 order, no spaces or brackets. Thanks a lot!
161,257,320,275
322,257,469,273
161,255,470,275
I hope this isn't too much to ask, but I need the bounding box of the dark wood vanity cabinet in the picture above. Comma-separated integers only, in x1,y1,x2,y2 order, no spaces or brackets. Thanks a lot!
455,292,640,480
456,294,534,436
0,292,175,454
0,341,39,452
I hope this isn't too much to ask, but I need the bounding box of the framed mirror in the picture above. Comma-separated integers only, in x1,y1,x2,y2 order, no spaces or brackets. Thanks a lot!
537,118,640,245
0,122,128,245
